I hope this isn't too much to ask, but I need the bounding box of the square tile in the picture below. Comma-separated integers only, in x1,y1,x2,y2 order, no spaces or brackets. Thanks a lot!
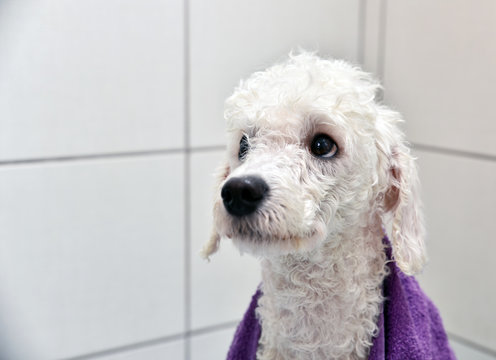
382,1,496,156
415,150,496,352
0,0,184,161
190,151,261,329
0,155,185,359
190,0,360,148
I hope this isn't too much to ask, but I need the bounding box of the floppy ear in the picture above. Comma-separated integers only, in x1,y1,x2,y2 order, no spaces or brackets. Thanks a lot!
387,146,426,275
200,161,231,260
377,109,426,275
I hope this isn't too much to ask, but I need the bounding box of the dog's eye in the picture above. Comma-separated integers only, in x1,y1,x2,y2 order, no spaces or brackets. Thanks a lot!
238,135,250,160
310,134,338,158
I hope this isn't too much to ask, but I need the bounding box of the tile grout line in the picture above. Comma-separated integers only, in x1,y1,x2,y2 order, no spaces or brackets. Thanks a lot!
60,321,240,360
0,146,226,167
377,0,388,83
411,142,496,163
376,0,388,102
61,333,187,360
0,148,185,166
357,0,366,66
187,320,239,338
183,0,192,358
448,331,496,357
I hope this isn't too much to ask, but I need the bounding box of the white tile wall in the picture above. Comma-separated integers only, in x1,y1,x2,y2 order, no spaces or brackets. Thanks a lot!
190,327,236,360
189,0,361,148
190,151,261,330
0,156,185,359
382,0,496,157
1,0,494,359
416,150,496,351
0,0,184,161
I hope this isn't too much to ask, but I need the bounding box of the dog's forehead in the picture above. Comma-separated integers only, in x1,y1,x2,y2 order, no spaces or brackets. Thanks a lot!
241,107,309,134
227,98,367,141
225,55,378,137
226,84,353,135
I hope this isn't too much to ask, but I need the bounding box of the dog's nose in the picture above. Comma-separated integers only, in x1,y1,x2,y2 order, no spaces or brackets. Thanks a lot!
221,176,269,217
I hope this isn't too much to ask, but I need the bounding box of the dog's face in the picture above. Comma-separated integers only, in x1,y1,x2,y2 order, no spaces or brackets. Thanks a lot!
204,53,426,274
215,110,379,257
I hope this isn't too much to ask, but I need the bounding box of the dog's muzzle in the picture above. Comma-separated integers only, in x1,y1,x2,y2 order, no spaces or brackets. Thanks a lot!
221,176,269,217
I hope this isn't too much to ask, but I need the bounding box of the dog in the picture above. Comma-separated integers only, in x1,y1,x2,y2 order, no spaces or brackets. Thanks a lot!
202,52,454,360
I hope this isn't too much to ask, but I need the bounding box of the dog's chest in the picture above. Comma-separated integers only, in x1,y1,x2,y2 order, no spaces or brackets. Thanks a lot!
255,247,386,360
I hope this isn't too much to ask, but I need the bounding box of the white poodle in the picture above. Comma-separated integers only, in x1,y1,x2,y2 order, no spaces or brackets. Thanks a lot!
202,53,452,360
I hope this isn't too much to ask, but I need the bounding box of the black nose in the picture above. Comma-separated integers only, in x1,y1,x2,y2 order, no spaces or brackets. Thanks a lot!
221,176,269,217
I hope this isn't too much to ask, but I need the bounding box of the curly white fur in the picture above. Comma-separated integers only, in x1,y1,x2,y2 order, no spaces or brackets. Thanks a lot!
203,52,426,359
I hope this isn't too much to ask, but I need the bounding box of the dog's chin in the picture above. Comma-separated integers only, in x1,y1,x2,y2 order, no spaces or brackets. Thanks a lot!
212,202,329,258
224,222,328,258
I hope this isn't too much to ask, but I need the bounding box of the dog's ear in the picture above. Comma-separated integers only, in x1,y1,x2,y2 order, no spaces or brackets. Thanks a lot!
201,161,231,260
377,109,427,275
387,146,426,275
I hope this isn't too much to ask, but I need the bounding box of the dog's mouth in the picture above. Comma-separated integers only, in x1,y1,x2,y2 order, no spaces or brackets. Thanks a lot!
220,215,326,255
226,229,310,245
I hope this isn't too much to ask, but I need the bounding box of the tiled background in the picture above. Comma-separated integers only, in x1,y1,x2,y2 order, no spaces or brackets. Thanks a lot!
0,1,494,359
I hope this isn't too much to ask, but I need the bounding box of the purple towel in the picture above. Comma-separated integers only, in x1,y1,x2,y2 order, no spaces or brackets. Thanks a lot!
227,242,456,359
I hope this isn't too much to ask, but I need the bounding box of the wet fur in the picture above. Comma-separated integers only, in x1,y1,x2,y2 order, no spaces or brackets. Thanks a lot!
203,52,426,359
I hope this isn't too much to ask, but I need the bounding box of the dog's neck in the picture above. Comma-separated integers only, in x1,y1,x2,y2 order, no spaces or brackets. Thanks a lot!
256,225,388,360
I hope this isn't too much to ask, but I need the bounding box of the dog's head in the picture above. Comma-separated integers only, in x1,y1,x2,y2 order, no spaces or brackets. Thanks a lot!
203,53,426,275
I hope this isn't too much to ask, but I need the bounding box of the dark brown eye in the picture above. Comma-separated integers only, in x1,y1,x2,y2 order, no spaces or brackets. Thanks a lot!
238,135,250,160
310,134,338,158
